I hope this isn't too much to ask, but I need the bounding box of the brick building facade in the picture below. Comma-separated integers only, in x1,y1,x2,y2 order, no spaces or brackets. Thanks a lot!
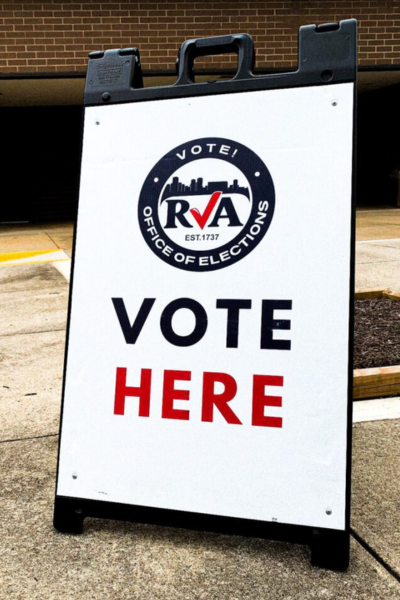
2,2,400,222
1,1,400,74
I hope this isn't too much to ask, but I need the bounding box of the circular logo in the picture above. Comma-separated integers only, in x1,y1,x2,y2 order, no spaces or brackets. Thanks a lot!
138,137,275,272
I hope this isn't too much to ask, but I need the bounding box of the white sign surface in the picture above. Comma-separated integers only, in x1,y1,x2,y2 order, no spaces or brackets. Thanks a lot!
57,83,354,531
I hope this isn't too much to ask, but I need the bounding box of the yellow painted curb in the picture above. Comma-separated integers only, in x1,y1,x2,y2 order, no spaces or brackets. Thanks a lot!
0,249,69,266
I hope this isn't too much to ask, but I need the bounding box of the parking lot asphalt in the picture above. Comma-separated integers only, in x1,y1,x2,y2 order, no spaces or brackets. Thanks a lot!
1,211,399,599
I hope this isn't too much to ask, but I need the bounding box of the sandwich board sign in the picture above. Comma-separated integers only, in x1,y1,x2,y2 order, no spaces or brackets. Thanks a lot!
54,20,357,570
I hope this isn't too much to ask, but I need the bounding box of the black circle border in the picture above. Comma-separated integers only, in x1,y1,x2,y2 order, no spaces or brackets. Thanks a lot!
138,137,275,272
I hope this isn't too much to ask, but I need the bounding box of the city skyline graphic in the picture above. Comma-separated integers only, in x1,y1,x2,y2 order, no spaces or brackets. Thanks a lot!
161,176,250,201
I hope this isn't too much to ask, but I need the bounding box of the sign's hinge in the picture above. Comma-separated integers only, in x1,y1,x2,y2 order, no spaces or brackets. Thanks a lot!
299,19,357,83
84,47,143,106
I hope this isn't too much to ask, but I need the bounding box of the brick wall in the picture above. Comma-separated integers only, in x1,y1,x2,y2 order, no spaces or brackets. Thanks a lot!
1,1,400,73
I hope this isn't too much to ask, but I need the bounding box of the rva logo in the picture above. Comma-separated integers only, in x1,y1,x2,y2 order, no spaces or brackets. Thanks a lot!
138,137,275,272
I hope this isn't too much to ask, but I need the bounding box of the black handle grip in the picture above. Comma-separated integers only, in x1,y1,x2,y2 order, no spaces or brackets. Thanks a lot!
176,33,255,85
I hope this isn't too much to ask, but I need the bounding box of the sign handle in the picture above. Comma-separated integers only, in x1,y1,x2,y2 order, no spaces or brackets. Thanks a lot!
175,33,255,85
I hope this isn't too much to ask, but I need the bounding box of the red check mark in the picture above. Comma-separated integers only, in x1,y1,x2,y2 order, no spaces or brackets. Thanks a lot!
190,191,222,230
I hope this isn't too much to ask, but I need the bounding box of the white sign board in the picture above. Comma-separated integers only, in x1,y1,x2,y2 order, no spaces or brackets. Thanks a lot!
57,82,354,533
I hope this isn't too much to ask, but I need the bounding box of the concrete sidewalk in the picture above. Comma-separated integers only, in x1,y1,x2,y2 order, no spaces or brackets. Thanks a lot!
356,208,400,291
1,212,400,599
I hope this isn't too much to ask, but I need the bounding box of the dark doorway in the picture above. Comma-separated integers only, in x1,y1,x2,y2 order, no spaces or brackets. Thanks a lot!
2,72,400,223
357,83,400,207
1,105,82,223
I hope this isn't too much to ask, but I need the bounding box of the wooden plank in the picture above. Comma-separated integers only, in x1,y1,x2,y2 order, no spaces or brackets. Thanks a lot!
354,288,385,300
353,365,400,400
382,290,400,301
354,288,400,301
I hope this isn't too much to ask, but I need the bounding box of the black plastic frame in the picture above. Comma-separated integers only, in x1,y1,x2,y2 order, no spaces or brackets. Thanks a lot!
83,20,356,106
54,19,357,571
